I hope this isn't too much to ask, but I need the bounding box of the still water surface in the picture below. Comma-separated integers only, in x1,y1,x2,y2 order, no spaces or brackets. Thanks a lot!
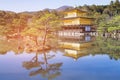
0,36,120,80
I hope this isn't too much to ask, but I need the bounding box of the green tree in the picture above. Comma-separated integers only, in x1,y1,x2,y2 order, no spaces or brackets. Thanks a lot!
98,15,120,32
23,12,61,46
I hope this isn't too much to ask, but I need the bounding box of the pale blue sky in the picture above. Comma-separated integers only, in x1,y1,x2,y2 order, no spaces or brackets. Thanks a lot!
0,0,118,12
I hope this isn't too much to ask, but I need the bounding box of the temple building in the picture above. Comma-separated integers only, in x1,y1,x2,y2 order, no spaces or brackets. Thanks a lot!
59,8,96,36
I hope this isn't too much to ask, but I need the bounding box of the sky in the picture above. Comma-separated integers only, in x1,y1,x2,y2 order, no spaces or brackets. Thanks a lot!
0,0,118,12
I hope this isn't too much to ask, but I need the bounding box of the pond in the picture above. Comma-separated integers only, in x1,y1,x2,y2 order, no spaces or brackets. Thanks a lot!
0,35,120,80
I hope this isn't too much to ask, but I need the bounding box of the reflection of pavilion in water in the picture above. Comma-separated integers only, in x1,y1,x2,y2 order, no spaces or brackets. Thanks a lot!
59,35,96,60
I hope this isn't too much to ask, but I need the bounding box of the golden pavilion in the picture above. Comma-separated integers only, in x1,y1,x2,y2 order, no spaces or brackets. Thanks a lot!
59,8,96,36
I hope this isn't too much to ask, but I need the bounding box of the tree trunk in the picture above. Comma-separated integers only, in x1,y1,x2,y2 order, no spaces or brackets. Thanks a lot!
43,27,47,47
35,36,39,46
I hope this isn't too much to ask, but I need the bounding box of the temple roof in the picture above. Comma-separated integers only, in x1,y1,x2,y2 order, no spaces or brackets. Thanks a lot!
64,8,87,13
63,16,95,20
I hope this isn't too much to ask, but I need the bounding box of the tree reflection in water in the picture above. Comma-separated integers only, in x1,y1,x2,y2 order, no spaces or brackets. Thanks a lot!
23,49,62,80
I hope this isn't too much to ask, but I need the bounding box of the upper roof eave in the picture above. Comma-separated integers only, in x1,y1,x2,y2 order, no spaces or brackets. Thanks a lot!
62,16,95,20
64,8,88,14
